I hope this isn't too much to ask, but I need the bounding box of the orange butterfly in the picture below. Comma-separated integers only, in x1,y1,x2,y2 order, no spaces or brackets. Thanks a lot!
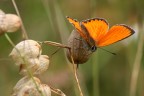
66,16,135,52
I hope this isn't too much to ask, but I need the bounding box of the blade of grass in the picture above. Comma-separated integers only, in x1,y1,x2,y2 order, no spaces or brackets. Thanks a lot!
92,52,100,96
129,16,144,96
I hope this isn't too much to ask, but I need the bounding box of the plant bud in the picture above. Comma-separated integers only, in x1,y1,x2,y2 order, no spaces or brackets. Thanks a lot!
66,30,92,64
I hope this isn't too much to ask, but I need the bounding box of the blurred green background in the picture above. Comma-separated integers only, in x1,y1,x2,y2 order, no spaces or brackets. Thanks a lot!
0,0,144,96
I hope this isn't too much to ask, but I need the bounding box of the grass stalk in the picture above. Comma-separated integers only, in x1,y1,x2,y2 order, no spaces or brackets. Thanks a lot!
129,16,144,96
12,0,28,39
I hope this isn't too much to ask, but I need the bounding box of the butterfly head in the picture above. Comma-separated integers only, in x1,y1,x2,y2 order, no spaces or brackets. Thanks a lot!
85,36,97,52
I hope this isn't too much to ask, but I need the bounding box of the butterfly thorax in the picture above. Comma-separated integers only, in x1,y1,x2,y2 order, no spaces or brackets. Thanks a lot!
87,37,97,52
80,22,97,52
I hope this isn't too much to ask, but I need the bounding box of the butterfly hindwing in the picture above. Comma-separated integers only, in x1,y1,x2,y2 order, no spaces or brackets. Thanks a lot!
97,24,135,47
81,18,109,42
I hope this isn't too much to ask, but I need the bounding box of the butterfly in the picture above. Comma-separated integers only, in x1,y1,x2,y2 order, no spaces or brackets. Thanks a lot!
66,16,135,52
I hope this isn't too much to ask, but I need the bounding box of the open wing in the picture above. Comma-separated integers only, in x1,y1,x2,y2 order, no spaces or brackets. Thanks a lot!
97,24,135,47
66,16,87,40
81,18,109,42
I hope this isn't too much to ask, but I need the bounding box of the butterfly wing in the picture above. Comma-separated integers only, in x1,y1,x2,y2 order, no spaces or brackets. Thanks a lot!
81,18,109,42
97,24,135,47
66,16,88,40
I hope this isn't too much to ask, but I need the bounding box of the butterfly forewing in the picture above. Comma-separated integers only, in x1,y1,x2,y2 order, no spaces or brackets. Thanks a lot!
66,16,88,41
81,18,109,42
97,25,135,47
66,16,81,31
66,16,135,48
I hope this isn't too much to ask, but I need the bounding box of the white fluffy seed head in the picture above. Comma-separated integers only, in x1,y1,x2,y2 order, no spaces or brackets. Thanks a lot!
9,40,42,66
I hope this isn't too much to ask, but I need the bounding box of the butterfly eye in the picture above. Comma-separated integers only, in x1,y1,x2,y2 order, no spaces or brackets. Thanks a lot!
91,45,97,52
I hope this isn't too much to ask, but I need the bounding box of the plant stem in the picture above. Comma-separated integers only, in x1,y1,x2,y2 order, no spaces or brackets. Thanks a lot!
12,0,28,39
69,49,84,96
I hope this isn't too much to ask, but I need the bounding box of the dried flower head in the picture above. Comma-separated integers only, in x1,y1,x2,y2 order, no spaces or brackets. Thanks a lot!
10,40,50,75
0,9,5,35
19,55,49,75
0,9,21,33
9,40,42,66
3,14,21,32
12,76,51,96
39,84,51,96
34,55,49,74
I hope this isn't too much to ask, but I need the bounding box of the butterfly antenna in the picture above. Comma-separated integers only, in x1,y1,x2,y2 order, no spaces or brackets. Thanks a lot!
49,47,61,59
98,47,116,55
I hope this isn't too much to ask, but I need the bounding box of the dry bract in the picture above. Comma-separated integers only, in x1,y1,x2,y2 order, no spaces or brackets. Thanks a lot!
0,9,5,35
9,40,42,66
39,84,51,96
0,9,21,33
19,58,40,75
19,55,49,75
3,14,21,32
12,76,51,96
35,55,49,74
10,40,50,75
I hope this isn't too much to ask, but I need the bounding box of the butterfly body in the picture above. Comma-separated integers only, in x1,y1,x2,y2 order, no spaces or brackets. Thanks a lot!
66,16,135,50
80,22,97,52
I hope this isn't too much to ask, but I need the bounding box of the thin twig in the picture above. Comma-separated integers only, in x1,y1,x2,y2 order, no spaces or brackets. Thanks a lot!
43,41,70,49
11,0,28,39
50,86,66,96
69,49,84,96
5,33,16,48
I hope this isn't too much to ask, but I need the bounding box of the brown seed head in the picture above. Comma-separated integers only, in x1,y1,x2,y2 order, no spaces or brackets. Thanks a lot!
66,30,92,64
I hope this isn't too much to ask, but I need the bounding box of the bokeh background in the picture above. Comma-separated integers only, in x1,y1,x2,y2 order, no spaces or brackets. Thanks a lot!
0,0,144,96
